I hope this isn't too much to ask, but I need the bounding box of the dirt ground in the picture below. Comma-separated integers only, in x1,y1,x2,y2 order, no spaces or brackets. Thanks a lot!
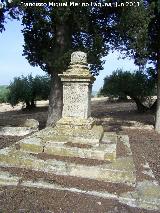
0,99,159,212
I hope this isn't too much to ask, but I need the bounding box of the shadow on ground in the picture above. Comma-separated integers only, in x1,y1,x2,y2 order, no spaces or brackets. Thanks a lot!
91,100,154,132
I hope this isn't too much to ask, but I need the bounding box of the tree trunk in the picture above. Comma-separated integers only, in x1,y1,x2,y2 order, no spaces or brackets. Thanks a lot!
134,98,148,113
25,101,30,109
150,99,157,113
155,53,160,132
25,100,36,110
46,72,63,126
46,16,72,126
31,99,36,108
131,96,148,112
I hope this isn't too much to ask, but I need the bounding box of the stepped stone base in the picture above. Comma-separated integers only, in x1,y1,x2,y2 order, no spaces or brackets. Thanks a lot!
2,125,159,210
44,142,116,162
0,147,135,186
0,126,136,186
18,132,116,162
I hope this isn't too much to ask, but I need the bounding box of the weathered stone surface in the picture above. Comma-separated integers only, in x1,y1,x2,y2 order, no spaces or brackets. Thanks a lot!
43,125,104,146
63,82,91,119
23,119,39,129
101,132,118,144
14,127,116,161
119,180,160,210
58,51,95,123
71,51,87,64
117,135,132,156
56,117,95,130
0,171,20,186
0,147,136,186
0,126,38,136
44,141,116,162
0,119,39,136
18,137,44,153
0,148,45,170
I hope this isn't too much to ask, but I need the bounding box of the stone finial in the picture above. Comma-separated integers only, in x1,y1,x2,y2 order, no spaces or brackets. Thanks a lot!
71,51,87,64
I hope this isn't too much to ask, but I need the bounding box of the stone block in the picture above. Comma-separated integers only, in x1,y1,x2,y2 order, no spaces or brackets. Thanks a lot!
117,134,132,155
43,125,104,146
0,119,39,137
44,157,136,186
23,119,39,129
18,137,44,153
56,117,95,129
101,132,118,144
119,180,160,210
0,171,20,186
44,141,116,162
0,148,45,171
0,126,38,136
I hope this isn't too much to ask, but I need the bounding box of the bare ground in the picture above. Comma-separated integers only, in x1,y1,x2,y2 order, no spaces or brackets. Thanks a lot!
0,99,159,212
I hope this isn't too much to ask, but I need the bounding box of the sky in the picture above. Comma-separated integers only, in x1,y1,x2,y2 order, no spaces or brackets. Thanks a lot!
0,19,138,92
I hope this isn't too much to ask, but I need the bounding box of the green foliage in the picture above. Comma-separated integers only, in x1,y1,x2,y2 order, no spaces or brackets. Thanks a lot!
100,68,155,106
7,74,50,108
20,1,116,76
113,2,151,66
0,85,9,103
112,0,160,68
0,1,126,76
32,75,51,100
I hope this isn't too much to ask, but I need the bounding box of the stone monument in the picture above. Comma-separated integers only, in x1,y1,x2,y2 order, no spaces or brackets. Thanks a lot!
51,51,104,146
57,51,94,128
0,51,137,188
1,52,159,211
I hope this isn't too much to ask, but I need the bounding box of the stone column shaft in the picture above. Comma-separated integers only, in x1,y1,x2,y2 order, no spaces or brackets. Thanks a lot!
57,51,95,128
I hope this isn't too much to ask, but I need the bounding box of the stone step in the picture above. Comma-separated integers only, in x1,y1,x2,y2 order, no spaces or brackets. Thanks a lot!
0,147,136,186
0,170,159,211
0,168,134,194
19,138,117,162
101,132,118,144
17,131,131,162
44,142,116,162
42,125,104,146
15,130,121,163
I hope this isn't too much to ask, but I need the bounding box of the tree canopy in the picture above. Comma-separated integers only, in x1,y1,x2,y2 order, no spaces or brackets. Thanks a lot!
21,1,116,76
7,74,50,109
100,68,156,112
111,0,160,131
0,0,124,75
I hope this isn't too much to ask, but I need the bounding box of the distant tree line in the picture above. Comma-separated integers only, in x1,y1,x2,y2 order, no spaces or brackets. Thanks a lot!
0,85,9,103
0,74,50,109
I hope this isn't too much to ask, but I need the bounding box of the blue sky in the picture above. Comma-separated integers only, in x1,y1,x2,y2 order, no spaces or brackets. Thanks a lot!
0,19,138,91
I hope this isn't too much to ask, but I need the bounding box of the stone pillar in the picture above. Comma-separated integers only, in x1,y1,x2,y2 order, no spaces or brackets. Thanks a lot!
57,51,95,129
